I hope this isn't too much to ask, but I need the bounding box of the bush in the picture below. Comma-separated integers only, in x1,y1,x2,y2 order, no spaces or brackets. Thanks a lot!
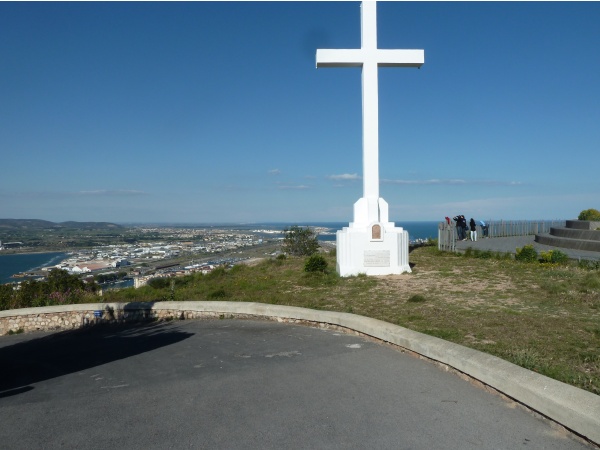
407,294,427,303
207,266,227,278
208,288,228,299
304,254,328,273
282,225,319,256
578,260,600,271
540,250,569,265
539,251,552,264
148,277,170,289
515,245,538,263
477,250,494,259
578,208,600,221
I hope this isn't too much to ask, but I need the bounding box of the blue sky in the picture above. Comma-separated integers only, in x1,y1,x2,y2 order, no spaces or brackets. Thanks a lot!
1,1,599,224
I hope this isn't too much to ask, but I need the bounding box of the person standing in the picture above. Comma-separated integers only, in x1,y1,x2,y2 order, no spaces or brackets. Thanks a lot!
479,219,489,238
460,215,468,240
469,218,477,241
453,215,465,240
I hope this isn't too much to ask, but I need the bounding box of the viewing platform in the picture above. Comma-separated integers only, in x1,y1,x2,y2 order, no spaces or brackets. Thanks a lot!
535,220,600,253
439,219,600,261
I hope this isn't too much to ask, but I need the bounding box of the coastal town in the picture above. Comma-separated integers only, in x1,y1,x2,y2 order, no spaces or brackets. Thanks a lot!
1,224,292,289
1,220,430,290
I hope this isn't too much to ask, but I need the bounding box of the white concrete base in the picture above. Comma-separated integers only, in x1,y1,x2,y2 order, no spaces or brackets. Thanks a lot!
336,221,411,277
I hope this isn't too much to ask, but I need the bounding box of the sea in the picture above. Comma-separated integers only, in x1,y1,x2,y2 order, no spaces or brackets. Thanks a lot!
215,221,439,243
0,221,439,284
0,252,69,285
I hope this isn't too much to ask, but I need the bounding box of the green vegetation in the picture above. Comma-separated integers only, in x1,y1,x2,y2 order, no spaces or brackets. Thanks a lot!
578,208,600,221
463,247,512,261
407,294,427,303
539,250,569,265
95,271,128,284
0,270,98,310
2,245,599,395
515,244,538,263
304,254,329,273
282,225,319,256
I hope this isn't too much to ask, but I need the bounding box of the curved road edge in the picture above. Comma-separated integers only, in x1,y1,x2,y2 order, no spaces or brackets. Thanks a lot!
2,300,599,446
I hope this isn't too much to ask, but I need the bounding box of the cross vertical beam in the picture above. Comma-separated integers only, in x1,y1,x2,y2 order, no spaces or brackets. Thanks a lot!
316,1,424,225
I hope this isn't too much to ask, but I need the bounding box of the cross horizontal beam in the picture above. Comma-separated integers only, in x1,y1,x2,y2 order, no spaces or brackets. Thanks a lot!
316,49,424,68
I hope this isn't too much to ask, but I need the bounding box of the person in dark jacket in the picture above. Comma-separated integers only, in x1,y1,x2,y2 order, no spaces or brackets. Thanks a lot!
453,215,463,240
469,218,477,241
453,215,468,240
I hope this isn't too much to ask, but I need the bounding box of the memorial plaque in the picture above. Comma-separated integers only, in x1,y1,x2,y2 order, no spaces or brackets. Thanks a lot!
364,250,390,267
372,224,381,240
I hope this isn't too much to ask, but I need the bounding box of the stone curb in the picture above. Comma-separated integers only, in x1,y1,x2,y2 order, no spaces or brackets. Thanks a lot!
2,301,599,445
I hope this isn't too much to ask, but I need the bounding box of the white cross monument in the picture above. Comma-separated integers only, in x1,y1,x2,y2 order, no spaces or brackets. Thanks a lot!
317,1,424,276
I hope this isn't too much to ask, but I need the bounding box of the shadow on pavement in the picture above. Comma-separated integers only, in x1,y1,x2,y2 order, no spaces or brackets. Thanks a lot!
0,320,193,397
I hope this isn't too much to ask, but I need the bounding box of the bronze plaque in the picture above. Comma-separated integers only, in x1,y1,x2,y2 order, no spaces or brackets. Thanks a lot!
372,224,381,240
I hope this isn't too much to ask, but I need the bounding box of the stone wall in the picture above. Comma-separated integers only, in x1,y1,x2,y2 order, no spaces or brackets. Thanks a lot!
0,303,292,335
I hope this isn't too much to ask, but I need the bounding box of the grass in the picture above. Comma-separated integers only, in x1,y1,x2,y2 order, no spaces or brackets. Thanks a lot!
100,245,600,395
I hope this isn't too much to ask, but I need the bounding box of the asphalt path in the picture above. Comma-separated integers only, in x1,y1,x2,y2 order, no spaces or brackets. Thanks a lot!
455,235,600,261
0,320,592,449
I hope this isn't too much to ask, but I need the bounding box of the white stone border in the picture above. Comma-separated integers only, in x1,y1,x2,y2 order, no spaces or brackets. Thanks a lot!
1,301,599,446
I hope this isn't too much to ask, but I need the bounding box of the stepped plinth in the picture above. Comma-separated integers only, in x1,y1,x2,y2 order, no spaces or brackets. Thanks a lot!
535,220,600,252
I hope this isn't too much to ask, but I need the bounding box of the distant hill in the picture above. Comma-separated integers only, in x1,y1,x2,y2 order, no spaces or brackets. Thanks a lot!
0,219,124,230
58,221,123,230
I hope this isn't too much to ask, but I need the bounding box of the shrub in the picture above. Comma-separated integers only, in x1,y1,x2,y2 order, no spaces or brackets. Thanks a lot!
550,250,569,265
578,260,600,271
477,250,494,259
148,277,170,289
407,294,427,303
207,266,227,278
282,225,319,256
304,254,328,273
515,245,538,263
540,250,569,265
539,251,553,264
208,288,228,299
578,208,600,221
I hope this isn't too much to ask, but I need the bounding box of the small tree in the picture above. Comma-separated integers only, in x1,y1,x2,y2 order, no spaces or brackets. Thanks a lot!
282,225,319,256
578,209,600,221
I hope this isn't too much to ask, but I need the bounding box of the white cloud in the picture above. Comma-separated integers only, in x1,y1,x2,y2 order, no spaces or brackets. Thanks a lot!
78,190,148,196
268,169,281,175
328,173,361,181
277,185,311,190
382,179,523,186
1,189,149,198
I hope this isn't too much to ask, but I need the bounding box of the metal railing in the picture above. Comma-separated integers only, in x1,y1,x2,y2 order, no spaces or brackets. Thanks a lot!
438,220,566,252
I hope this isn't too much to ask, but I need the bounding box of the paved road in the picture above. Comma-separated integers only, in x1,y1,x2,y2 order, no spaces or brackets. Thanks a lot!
0,320,592,449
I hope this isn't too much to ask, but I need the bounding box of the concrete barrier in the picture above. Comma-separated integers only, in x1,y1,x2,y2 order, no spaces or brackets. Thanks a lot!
1,301,599,446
